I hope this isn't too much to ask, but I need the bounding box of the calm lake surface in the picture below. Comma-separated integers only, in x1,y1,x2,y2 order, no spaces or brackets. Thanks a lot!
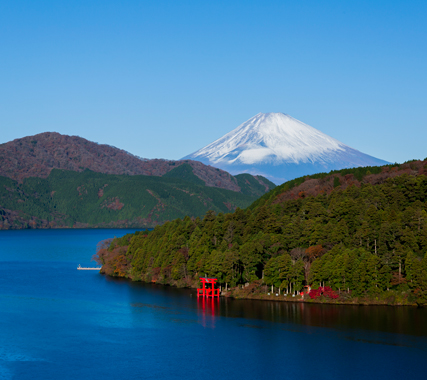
0,229,426,380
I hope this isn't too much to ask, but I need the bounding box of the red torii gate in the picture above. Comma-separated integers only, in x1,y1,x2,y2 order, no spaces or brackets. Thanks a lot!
197,277,220,298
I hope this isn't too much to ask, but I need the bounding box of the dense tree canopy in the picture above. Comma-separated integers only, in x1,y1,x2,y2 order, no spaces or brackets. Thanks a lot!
0,167,271,229
97,166,427,306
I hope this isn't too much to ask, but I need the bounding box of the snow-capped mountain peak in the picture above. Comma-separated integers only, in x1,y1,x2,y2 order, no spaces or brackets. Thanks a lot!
183,112,389,184
194,112,347,165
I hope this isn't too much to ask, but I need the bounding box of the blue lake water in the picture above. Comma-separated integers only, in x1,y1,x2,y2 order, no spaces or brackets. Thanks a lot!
0,229,426,380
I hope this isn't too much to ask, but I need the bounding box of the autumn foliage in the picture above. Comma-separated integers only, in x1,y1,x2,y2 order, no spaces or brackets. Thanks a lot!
309,286,339,300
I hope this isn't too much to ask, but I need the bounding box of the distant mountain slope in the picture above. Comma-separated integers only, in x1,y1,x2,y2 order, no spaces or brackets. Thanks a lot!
183,113,390,184
0,169,260,230
0,132,275,194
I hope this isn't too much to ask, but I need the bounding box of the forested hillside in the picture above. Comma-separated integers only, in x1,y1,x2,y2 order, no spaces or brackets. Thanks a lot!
0,132,274,194
96,159,427,306
0,168,267,229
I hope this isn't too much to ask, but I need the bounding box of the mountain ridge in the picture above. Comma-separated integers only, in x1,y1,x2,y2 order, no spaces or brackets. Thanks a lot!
0,132,274,194
0,133,275,229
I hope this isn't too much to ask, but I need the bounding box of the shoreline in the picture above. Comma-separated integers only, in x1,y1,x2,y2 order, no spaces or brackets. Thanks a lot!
0,225,153,230
100,271,420,308
0,226,151,231
222,291,419,307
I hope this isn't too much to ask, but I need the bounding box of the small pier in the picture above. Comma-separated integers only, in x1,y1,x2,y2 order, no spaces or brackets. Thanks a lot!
77,264,102,271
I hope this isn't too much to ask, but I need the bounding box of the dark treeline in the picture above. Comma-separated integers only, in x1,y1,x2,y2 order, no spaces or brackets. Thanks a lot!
97,165,427,306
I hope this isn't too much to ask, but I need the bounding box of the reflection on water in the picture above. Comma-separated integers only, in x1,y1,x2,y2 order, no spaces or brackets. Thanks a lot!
1,229,427,380
197,296,220,328
124,279,427,339
210,297,427,337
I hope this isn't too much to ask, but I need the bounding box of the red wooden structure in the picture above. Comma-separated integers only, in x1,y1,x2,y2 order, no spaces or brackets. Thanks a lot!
197,277,220,298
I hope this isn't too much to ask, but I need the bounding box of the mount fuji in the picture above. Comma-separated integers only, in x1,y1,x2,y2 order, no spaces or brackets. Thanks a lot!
182,113,390,184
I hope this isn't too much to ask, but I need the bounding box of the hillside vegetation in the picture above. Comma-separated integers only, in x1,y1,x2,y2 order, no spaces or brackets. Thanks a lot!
0,132,274,194
96,159,427,306
0,167,269,229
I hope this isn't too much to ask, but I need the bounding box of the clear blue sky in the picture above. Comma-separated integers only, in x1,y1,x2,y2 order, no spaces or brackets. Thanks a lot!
1,0,426,164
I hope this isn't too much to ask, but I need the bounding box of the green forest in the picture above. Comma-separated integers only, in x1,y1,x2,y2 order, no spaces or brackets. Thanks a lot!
0,166,273,229
96,161,427,306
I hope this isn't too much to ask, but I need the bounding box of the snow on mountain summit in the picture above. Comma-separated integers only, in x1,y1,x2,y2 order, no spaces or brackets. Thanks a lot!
192,113,346,165
183,113,390,184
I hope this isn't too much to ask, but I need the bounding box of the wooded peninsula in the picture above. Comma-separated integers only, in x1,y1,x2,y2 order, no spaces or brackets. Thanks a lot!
95,160,427,306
